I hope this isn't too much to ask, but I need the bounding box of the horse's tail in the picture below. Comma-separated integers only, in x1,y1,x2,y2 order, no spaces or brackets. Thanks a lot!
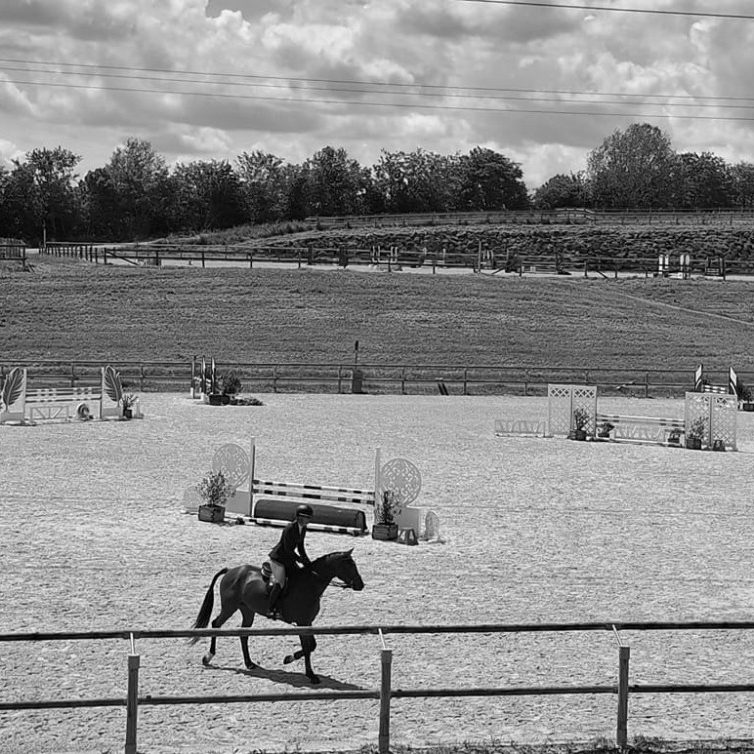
189,568,229,645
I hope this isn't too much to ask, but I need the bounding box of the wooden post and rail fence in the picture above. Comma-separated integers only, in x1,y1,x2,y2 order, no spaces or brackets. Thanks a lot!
2,621,754,753
34,240,754,277
1,359,748,398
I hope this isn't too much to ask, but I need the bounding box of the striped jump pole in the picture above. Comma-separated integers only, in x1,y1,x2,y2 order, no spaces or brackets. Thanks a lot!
245,437,381,534
249,437,379,509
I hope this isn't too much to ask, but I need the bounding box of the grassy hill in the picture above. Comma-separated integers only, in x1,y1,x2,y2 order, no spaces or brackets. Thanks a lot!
2,253,754,376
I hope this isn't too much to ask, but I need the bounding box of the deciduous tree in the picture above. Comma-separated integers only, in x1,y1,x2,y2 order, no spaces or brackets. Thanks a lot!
587,123,676,208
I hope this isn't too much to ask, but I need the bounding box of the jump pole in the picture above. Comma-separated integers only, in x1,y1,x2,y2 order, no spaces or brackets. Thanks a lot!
248,437,381,511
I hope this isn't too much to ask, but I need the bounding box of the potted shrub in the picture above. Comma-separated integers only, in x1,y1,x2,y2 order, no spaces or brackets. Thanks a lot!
197,469,235,523
740,386,754,412
570,407,590,441
209,371,242,405
596,420,614,439
667,427,682,446
121,393,138,419
685,417,706,450
372,490,399,541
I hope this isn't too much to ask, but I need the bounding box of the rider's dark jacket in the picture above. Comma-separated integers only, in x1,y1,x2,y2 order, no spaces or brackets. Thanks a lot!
269,521,312,573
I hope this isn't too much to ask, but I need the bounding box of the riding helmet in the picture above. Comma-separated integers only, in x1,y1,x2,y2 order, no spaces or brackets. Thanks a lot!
296,504,314,518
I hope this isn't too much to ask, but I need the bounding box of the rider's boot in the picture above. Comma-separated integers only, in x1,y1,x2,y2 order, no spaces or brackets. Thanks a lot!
267,583,282,619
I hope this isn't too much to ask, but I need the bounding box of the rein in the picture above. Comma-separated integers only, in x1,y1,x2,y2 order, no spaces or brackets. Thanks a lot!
309,569,352,589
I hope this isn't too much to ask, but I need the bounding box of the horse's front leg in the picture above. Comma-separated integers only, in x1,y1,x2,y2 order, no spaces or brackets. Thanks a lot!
282,631,319,684
301,634,319,684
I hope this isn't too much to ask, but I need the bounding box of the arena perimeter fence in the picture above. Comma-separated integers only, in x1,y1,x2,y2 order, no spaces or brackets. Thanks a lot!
0,360,745,397
39,241,754,278
3,622,754,753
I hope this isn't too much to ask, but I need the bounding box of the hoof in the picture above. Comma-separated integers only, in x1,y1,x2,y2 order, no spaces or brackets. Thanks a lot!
202,653,214,666
308,674,321,685
283,654,294,665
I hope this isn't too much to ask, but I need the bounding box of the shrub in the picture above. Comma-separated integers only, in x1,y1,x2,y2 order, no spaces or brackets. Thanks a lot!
219,370,242,395
197,470,235,508
375,490,398,525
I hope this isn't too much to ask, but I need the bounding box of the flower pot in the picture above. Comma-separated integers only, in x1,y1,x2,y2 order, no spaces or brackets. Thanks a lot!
372,523,398,541
742,402,754,412
570,429,588,441
712,439,726,452
123,408,133,420
685,437,703,450
198,504,225,523
208,394,227,406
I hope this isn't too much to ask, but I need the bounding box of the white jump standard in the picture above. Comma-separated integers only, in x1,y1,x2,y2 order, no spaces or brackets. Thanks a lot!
0,365,141,425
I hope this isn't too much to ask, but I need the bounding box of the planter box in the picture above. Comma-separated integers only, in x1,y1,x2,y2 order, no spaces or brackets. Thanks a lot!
372,523,398,541
685,437,703,450
198,504,225,523
742,403,754,412
208,394,231,406
569,429,588,441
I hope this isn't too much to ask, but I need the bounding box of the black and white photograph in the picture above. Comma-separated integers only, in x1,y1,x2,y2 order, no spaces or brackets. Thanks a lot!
2,2,754,753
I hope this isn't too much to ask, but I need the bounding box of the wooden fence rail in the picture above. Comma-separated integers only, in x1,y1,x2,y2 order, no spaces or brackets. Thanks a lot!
36,242,754,278
1,359,749,397
2,621,754,754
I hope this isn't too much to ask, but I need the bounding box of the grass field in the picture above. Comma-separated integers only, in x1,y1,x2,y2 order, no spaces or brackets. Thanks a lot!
2,254,754,372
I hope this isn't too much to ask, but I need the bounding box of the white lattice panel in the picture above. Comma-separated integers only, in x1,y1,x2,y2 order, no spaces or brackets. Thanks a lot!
684,392,737,450
547,384,597,437
710,394,737,450
548,384,575,436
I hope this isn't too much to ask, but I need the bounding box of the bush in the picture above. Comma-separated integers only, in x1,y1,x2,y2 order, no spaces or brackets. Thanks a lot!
220,370,242,395
375,490,398,525
197,470,235,508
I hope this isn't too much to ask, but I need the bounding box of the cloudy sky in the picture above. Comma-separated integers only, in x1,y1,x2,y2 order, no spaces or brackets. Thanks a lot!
1,0,753,189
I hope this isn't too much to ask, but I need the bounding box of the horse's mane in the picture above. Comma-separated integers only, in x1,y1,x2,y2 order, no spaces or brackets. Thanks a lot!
311,549,353,568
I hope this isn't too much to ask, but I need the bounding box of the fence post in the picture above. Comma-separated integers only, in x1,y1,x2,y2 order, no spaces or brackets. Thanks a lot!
617,645,630,747
379,646,393,754
125,642,140,754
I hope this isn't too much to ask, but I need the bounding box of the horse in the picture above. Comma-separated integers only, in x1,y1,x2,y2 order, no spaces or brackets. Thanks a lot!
190,549,364,684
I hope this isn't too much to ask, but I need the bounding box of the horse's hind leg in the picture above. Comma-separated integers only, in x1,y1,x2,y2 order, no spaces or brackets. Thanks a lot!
239,606,257,669
202,606,235,666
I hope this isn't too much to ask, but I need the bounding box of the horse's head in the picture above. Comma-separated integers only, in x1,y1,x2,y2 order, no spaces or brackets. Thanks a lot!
318,549,364,591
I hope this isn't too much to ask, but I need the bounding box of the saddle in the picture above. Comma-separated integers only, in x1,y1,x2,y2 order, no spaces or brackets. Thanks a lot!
261,561,289,596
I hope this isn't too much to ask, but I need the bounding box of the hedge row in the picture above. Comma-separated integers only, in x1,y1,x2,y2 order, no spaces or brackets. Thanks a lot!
259,224,754,260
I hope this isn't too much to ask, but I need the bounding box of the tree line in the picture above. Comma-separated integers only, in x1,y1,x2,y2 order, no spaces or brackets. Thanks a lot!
1,123,753,244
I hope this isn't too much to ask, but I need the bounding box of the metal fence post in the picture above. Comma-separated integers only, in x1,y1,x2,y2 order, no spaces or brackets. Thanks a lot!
125,636,140,754
379,643,393,754
617,644,630,747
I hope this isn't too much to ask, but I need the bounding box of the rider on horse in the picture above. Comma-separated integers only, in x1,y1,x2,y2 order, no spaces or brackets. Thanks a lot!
266,504,314,619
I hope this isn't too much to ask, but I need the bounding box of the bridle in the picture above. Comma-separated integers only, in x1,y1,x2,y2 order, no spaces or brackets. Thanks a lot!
309,566,356,589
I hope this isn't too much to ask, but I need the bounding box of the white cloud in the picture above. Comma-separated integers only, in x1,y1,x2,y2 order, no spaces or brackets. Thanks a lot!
0,0,751,189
